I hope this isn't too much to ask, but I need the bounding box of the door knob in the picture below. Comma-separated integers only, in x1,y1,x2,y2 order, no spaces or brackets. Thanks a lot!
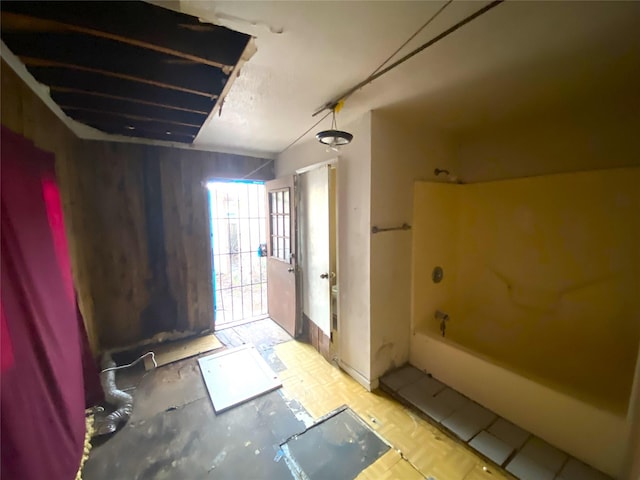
320,273,329,279
288,267,295,273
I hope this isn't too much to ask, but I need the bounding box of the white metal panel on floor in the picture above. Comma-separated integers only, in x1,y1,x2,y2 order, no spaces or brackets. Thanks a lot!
198,344,281,413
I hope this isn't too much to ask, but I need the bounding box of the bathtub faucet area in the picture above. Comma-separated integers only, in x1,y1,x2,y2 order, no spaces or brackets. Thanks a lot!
435,310,449,337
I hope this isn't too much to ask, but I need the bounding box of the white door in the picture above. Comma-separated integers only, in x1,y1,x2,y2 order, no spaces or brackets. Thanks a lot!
300,165,331,335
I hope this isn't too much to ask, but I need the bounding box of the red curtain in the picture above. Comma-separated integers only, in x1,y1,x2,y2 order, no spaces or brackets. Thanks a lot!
1,127,99,480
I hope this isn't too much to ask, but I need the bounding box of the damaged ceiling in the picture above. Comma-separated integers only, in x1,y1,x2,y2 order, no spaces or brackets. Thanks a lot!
0,1,252,144
1,1,639,156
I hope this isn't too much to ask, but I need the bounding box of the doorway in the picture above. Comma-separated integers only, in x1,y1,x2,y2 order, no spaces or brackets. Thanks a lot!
297,162,338,361
207,180,268,329
262,167,337,353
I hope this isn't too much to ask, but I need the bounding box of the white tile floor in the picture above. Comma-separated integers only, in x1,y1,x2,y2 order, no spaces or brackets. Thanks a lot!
469,431,513,465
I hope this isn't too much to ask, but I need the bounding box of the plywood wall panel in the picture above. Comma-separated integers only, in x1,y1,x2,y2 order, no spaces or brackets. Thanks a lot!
83,142,152,348
1,60,274,352
77,142,270,350
158,147,214,337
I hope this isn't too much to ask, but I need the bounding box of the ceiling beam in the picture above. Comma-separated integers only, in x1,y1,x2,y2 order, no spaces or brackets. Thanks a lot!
21,57,215,98
5,32,226,97
49,87,210,115
2,7,249,74
26,67,216,113
60,106,202,129
52,91,207,126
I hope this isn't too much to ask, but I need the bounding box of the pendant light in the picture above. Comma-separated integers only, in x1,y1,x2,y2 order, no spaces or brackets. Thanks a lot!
316,107,353,149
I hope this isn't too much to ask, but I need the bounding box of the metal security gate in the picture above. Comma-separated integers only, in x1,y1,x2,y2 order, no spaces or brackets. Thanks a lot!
208,181,268,327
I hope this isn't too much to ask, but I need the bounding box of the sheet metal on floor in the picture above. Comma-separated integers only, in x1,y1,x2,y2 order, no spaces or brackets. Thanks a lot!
282,406,390,480
83,383,305,479
274,341,511,480
198,344,281,413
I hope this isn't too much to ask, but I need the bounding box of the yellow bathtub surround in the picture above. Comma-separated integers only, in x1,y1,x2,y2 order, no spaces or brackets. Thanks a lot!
411,167,640,477
413,168,640,411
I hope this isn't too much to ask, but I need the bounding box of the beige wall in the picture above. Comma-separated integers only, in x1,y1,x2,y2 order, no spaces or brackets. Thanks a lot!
369,111,456,379
277,110,456,385
624,347,640,480
277,113,373,386
455,101,640,183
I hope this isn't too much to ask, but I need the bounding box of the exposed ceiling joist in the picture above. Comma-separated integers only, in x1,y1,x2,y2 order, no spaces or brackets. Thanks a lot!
60,106,202,129
49,87,210,115
1,1,253,145
0,3,246,70
2,12,230,71
51,91,207,126
20,57,216,98
6,32,225,96
27,68,217,112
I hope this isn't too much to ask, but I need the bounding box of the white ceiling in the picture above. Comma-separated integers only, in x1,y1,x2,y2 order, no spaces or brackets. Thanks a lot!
158,0,639,157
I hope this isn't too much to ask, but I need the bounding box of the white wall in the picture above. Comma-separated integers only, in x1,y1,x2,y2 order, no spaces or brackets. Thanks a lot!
277,112,373,386
369,110,455,380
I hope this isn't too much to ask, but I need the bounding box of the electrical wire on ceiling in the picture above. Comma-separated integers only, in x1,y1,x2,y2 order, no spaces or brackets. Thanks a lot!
281,3,453,153
280,110,332,153
313,0,505,117
281,0,505,153
282,0,453,152
241,158,276,179
367,0,454,79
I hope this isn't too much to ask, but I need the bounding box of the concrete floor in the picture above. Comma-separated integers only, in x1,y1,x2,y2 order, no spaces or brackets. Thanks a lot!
83,319,303,480
84,319,526,480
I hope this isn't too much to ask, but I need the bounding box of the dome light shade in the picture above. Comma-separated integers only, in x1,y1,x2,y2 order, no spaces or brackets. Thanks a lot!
316,129,353,146
316,108,353,148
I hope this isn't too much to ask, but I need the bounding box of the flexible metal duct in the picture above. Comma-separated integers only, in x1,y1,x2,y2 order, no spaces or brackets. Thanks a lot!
95,354,133,436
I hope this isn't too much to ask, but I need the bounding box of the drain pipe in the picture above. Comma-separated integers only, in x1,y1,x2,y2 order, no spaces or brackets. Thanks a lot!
95,353,134,436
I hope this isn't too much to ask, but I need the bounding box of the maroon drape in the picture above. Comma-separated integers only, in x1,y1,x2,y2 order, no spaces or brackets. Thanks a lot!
1,127,99,480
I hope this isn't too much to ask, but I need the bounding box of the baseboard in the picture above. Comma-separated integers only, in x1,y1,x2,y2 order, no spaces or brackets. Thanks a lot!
339,360,378,391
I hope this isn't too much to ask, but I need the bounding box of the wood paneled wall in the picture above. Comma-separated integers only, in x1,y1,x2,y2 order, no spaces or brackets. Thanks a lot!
1,61,275,352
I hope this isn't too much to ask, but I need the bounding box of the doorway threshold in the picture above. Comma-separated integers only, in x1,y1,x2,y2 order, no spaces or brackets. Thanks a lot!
215,314,270,331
